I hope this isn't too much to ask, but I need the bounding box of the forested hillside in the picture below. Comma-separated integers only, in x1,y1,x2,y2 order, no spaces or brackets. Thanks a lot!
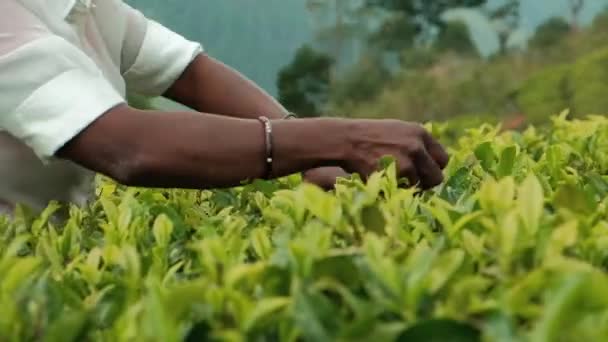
126,0,606,98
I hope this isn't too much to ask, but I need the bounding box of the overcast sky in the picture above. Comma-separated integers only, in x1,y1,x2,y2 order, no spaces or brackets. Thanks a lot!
445,0,608,57
489,0,608,31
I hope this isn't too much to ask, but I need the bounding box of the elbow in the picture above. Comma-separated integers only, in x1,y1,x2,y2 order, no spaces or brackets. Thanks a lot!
55,104,161,187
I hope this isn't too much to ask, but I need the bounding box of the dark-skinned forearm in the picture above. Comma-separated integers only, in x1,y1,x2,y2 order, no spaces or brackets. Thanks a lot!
56,105,348,190
164,54,289,120
162,53,350,189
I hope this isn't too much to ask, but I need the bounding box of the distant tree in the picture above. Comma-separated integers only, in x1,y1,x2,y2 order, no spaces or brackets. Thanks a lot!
330,54,392,107
488,0,521,54
367,13,419,54
305,0,371,76
434,21,478,56
364,0,487,44
569,0,585,30
305,0,487,62
529,17,572,50
591,7,608,32
277,45,334,117
441,1,522,57
400,47,438,70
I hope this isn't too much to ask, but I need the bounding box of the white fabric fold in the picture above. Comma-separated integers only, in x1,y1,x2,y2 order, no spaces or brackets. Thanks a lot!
0,0,204,210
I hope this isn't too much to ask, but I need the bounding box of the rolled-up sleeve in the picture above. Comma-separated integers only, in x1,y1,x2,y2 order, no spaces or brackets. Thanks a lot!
119,3,203,96
0,5,126,162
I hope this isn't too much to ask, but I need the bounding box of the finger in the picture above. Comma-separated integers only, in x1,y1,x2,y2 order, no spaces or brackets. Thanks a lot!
412,147,444,190
303,167,348,190
421,131,450,169
303,174,335,191
398,158,420,188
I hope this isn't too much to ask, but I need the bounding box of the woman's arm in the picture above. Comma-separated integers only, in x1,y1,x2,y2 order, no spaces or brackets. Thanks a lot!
56,104,449,190
163,53,291,119
162,53,350,188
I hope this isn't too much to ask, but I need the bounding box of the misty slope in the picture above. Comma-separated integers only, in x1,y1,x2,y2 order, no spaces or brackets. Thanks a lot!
127,0,313,96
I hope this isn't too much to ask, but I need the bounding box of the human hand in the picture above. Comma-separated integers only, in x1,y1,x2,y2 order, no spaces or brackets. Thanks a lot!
341,119,449,190
303,166,350,190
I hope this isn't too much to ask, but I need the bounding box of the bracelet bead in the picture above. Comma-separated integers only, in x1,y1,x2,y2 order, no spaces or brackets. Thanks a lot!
284,112,298,120
257,116,273,179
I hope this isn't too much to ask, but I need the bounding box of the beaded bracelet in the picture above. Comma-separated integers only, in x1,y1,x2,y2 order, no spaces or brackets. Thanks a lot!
257,113,297,179
257,116,273,179
284,112,298,120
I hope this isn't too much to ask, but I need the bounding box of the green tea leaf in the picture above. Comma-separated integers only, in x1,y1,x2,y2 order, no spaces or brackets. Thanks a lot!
45,310,88,342
293,288,337,342
428,249,465,294
251,227,274,260
517,174,544,235
483,311,519,342
474,142,496,172
312,254,361,286
243,297,290,332
361,204,386,235
152,214,174,246
300,184,342,225
531,272,602,342
497,146,517,178
397,319,481,342
184,321,212,342
554,184,597,215
440,167,473,204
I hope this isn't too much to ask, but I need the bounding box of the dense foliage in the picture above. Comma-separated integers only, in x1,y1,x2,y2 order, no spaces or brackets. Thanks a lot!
2,112,608,341
328,10,608,124
277,45,334,117
364,0,487,41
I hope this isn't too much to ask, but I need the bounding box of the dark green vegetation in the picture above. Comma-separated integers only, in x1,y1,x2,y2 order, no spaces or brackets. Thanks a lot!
123,0,608,127
278,2,608,127
2,113,608,341
277,46,333,117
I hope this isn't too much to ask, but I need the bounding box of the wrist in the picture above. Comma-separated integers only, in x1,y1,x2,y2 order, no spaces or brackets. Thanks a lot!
271,118,351,173
312,118,353,166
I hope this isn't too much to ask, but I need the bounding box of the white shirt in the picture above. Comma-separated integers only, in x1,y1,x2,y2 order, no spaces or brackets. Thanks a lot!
0,0,202,211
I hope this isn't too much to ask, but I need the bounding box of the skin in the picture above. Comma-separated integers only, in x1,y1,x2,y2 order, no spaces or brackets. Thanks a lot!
162,53,349,190
56,53,450,191
0,199,12,213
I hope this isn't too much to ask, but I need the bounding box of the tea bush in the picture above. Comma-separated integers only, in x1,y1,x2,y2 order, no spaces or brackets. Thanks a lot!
1,112,608,342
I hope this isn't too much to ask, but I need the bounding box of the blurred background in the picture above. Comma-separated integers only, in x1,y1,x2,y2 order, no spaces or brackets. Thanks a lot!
127,0,608,129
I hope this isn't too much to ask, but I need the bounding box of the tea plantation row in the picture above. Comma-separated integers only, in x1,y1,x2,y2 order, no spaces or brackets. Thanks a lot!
1,112,608,341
